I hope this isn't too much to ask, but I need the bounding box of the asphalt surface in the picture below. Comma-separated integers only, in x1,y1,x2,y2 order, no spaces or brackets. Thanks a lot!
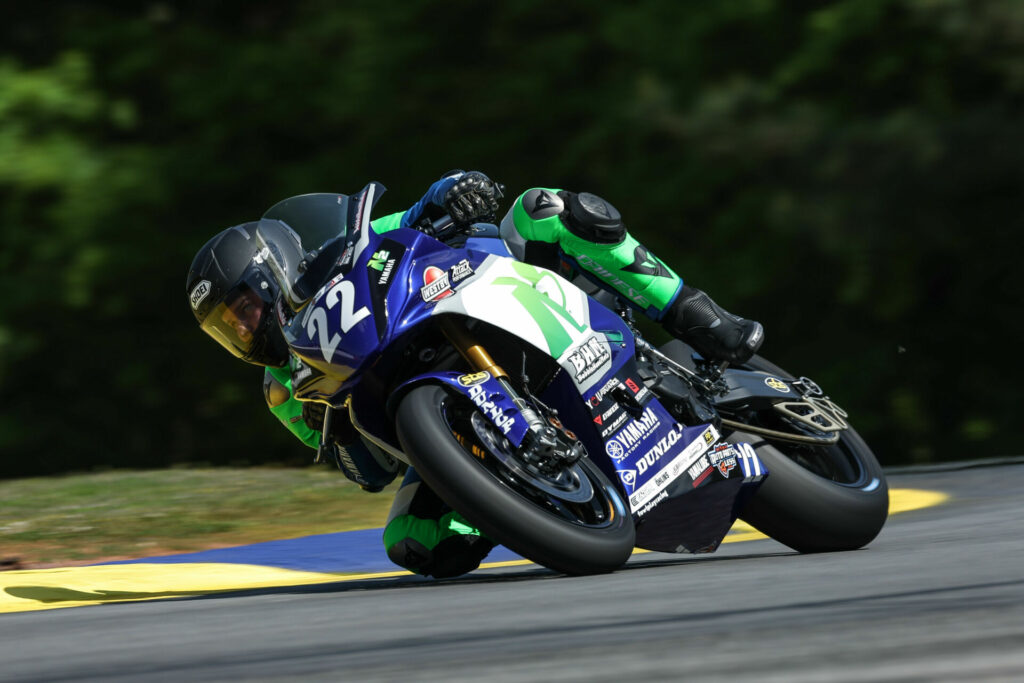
1,464,1022,682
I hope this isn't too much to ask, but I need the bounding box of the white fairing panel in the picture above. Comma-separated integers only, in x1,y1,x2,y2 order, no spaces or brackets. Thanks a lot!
432,256,615,393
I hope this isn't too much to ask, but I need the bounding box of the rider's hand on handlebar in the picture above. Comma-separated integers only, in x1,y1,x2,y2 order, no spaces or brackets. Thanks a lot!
443,171,504,225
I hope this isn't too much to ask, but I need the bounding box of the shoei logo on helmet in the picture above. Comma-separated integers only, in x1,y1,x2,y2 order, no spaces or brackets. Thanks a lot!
765,377,790,393
190,280,211,310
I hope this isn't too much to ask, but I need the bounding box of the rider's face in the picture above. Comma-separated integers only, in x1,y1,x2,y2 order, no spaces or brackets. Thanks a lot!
221,288,263,343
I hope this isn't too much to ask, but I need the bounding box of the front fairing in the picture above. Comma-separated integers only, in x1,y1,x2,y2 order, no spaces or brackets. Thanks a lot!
281,222,639,395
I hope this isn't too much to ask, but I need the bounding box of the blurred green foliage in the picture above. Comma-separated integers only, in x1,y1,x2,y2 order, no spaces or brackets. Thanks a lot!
1,1,1020,477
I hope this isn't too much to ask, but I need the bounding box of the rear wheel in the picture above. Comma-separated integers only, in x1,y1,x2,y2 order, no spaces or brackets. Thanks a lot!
395,384,635,575
660,342,889,552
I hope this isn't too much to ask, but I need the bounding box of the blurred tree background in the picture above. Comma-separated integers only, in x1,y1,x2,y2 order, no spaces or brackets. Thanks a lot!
1,0,1020,478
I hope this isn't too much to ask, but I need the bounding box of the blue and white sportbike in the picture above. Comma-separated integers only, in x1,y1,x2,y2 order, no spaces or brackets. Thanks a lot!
256,184,889,575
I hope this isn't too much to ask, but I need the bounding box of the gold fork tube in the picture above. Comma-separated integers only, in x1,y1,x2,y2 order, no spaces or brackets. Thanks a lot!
438,317,508,380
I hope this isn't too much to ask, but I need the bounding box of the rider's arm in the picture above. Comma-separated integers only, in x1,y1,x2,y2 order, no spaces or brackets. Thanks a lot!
370,211,405,234
263,365,320,450
396,171,464,230
371,171,502,235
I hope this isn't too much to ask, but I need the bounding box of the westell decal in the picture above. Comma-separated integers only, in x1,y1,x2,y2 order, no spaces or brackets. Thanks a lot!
635,426,682,475
567,336,610,383
604,407,659,461
420,266,453,302
467,384,515,435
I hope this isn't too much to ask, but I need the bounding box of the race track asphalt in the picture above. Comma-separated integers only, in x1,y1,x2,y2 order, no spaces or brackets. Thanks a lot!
0,464,1022,682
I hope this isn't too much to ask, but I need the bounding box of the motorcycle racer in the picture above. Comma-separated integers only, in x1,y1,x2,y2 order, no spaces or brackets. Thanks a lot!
185,170,764,578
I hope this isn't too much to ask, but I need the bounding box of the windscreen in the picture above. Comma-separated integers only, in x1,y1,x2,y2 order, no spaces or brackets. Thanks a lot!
262,192,353,253
257,193,354,310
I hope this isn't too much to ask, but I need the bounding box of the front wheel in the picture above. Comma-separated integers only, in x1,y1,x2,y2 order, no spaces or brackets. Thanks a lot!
395,384,635,575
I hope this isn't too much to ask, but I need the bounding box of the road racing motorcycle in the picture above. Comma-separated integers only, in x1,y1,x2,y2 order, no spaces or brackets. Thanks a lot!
256,183,889,574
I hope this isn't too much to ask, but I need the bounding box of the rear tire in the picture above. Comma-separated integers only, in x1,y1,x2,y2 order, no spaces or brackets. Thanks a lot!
395,384,635,575
660,342,889,552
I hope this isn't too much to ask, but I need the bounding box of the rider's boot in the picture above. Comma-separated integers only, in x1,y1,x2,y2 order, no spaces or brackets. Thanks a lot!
500,188,764,364
383,469,495,579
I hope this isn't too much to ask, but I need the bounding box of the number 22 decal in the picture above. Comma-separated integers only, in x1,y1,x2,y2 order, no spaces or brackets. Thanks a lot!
303,279,370,362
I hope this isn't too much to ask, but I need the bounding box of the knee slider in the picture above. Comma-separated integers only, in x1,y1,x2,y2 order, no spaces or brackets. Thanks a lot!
562,191,625,244
386,537,434,575
386,534,493,578
427,535,495,579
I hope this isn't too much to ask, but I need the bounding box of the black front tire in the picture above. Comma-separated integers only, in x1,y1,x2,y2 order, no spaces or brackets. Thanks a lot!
395,384,635,575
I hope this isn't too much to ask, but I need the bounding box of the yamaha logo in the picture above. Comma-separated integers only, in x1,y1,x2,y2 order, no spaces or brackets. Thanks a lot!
606,440,625,460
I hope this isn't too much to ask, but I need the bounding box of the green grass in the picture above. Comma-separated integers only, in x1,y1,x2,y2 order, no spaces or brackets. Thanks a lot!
0,467,400,568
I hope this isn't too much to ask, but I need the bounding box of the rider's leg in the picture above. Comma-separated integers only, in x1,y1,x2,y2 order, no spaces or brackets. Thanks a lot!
383,468,494,578
500,188,764,364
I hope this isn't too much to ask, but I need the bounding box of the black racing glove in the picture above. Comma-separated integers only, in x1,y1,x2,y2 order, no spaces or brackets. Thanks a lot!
443,171,504,225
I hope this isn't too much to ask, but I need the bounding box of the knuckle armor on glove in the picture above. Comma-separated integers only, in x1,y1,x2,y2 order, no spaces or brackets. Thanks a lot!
443,171,501,224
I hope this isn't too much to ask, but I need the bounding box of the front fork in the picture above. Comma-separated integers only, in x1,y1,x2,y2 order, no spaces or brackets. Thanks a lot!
438,316,583,471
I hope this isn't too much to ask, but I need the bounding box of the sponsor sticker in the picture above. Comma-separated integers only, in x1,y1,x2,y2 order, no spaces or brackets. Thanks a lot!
190,280,211,310
634,426,682,475
765,376,790,393
594,402,622,427
618,469,637,491
604,407,660,462
628,424,719,513
708,443,739,478
687,455,712,487
587,377,621,408
450,259,475,283
420,260,476,302
635,490,669,517
467,383,515,435
421,266,453,302
600,411,630,438
458,371,490,387
368,249,398,286
567,335,610,383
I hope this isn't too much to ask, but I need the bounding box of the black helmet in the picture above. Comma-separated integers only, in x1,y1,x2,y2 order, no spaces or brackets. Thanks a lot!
185,220,302,367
